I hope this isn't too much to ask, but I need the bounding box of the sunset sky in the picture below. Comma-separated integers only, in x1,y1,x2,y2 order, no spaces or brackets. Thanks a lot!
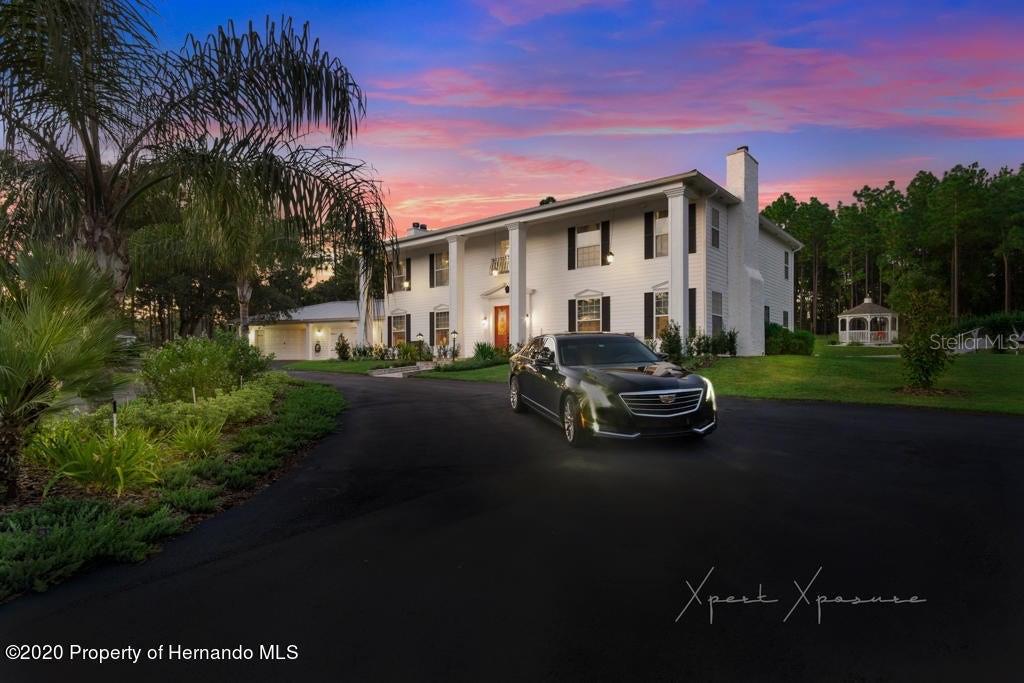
155,0,1024,233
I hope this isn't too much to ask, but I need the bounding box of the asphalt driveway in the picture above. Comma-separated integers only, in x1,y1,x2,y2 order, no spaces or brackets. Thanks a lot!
1,373,1022,681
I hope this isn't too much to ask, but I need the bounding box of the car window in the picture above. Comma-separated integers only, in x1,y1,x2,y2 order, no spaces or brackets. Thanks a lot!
542,337,557,358
558,336,659,366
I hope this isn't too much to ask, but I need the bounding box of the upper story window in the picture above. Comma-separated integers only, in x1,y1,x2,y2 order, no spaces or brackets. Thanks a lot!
784,251,790,280
688,202,697,254
575,223,601,268
433,251,449,286
654,210,669,257
711,207,721,249
576,297,602,332
654,291,669,336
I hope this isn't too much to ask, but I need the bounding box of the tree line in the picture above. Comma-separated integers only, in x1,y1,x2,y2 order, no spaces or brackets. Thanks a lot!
763,163,1024,333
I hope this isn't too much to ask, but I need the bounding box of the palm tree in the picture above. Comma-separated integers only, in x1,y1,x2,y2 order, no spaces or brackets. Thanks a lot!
0,1,392,303
0,246,128,501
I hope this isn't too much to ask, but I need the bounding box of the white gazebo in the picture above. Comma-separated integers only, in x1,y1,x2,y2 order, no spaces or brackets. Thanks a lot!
838,297,899,345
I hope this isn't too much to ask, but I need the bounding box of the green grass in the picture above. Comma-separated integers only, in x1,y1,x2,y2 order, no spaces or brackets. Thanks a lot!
415,337,1023,414
284,359,404,374
701,349,1024,414
418,364,509,383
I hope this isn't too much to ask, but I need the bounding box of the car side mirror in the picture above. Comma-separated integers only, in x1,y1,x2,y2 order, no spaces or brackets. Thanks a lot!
536,348,555,366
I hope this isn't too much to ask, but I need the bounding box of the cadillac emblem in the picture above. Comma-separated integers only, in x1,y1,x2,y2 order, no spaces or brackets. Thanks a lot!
659,394,676,404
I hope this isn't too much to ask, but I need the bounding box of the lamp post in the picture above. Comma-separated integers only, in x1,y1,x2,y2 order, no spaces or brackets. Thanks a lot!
451,330,459,359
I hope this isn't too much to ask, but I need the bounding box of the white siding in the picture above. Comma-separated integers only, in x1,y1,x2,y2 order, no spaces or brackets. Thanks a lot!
759,230,794,329
386,245,449,345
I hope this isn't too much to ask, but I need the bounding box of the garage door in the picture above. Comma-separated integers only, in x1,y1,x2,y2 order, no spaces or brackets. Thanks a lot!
263,325,307,360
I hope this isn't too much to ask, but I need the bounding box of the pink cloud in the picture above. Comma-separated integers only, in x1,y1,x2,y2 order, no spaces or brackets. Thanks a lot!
369,68,568,109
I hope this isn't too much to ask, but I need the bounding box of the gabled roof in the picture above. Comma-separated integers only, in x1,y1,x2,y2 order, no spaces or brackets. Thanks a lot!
250,300,360,324
840,298,896,316
397,170,741,246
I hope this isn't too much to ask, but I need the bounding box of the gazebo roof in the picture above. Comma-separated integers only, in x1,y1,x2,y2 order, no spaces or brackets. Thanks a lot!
839,297,897,316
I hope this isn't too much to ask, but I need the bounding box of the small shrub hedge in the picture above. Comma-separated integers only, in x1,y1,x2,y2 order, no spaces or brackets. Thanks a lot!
765,323,815,355
434,356,508,372
26,427,164,496
0,498,182,600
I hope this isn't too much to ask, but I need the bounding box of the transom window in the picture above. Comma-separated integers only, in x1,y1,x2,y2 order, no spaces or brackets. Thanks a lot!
392,315,406,346
576,297,602,332
654,209,669,257
711,207,721,249
711,291,724,335
575,223,601,268
654,291,669,336
434,311,449,346
433,251,449,287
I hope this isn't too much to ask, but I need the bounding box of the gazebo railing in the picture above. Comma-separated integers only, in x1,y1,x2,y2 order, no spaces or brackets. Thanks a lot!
839,329,898,344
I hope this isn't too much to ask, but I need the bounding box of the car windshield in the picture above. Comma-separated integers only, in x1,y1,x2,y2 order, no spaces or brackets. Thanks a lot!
557,336,659,366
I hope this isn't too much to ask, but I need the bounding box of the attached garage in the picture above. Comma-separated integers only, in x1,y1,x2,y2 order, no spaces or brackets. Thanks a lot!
248,301,363,361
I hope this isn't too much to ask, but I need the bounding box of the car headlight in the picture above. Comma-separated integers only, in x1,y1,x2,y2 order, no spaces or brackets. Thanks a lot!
704,378,717,411
579,380,613,409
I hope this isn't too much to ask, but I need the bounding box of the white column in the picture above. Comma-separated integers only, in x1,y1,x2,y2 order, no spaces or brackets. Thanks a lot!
356,257,368,346
508,222,528,345
665,187,690,337
447,235,466,349
305,322,314,360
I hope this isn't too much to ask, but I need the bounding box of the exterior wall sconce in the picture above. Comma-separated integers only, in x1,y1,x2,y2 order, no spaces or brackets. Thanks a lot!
402,280,410,290
416,332,424,343
481,316,489,328
606,251,615,264
504,284,510,294
491,266,499,276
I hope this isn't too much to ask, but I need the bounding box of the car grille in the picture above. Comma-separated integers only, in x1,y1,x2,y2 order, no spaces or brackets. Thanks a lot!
618,388,703,417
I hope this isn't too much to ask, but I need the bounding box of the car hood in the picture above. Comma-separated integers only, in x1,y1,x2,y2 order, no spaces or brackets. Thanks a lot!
578,363,705,393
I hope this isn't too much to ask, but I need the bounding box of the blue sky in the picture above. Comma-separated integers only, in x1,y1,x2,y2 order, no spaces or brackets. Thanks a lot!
155,0,1024,230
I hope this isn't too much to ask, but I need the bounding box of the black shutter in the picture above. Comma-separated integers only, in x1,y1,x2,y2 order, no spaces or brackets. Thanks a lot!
688,203,697,254
644,292,654,339
643,211,654,260
601,296,610,332
405,314,412,343
567,299,577,331
429,312,435,345
405,257,412,289
688,288,697,338
600,220,610,266
567,227,576,270
387,316,393,346
429,253,435,288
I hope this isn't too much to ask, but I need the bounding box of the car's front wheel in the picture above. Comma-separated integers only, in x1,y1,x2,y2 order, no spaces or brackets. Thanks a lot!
562,395,591,447
510,375,528,413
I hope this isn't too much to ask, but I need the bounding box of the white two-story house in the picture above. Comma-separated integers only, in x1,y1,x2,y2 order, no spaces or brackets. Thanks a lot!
359,146,802,356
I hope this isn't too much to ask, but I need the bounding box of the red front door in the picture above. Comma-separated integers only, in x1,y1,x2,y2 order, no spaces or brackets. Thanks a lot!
494,305,510,349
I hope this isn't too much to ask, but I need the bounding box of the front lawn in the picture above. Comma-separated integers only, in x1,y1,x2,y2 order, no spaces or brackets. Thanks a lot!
417,364,509,383
417,338,1023,415
701,350,1023,414
284,359,404,374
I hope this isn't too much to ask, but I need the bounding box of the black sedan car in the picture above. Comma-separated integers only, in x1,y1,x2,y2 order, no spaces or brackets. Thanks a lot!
509,333,717,446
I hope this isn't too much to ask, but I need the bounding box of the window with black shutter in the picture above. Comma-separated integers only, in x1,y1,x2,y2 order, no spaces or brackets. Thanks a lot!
567,227,576,270
644,292,654,338
688,288,697,337
643,212,654,260
688,203,697,254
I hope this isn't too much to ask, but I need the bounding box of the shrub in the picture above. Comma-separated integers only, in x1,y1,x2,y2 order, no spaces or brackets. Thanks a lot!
0,498,182,600
140,336,233,402
193,382,345,490
765,323,814,355
169,419,224,459
951,311,1024,351
658,320,684,364
335,334,351,360
160,486,222,514
687,331,713,356
396,342,431,363
473,342,498,361
213,330,272,380
434,356,508,372
27,428,165,496
890,271,953,389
